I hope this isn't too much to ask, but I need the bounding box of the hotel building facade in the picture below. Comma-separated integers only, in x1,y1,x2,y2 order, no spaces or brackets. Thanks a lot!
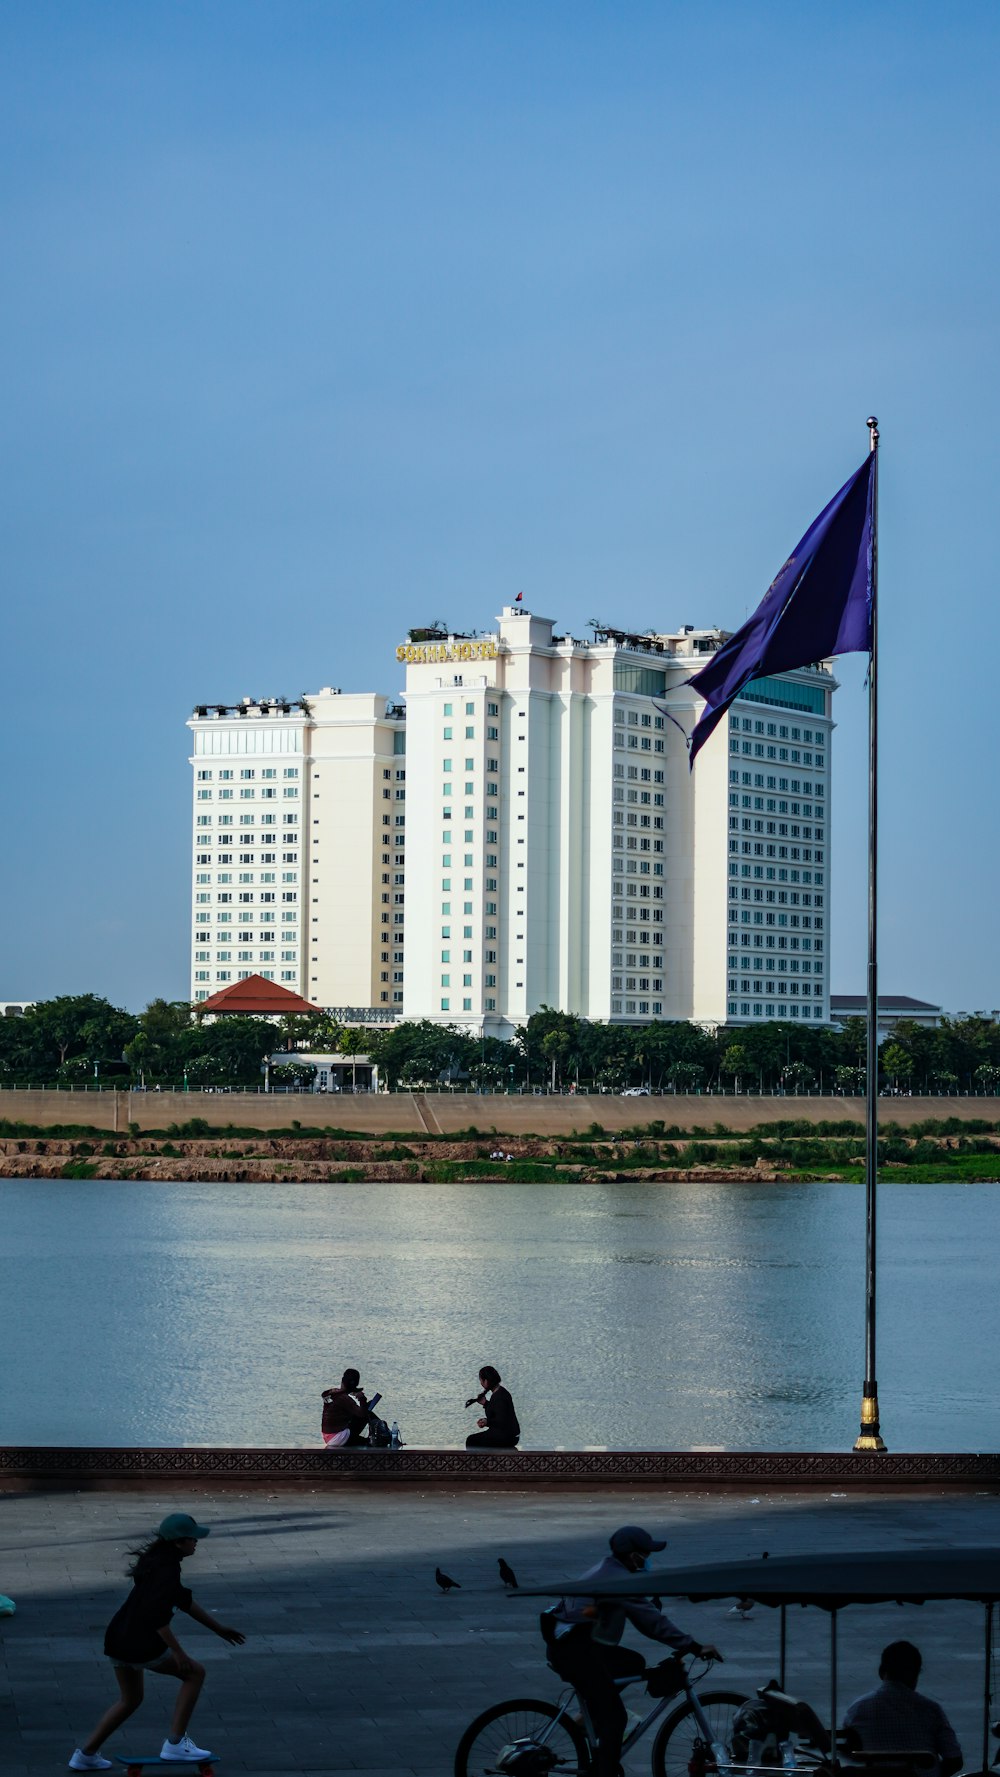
187,607,833,1031
187,690,405,1011
398,606,832,1036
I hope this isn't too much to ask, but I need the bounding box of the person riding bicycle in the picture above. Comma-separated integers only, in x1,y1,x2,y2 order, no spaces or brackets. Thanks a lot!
544,1525,723,1777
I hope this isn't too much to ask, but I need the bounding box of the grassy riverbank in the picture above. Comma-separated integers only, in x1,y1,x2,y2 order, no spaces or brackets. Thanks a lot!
3,1117,1000,1182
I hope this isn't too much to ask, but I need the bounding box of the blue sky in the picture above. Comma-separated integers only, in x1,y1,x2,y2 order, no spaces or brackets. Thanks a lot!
3,2,997,1013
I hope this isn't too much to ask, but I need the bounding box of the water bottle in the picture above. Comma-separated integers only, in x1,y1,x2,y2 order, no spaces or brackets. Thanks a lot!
782,1739,798,1773
390,1420,400,1449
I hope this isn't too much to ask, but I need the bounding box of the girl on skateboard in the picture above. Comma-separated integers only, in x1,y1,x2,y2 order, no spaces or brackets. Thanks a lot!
69,1511,245,1770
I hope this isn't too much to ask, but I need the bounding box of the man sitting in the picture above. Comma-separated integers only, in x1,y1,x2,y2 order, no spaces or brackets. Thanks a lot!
321,1369,369,1447
843,1641,962,1777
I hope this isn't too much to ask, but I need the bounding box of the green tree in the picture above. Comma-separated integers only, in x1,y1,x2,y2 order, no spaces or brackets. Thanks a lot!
517,1009,583,1090
275,1010,341,1053
124,999,193,1083
541,1024,579,1090
0,1014,33,1079
880,1043,913,1088
780,1060,816,1095
19,995,138,1078
720,1042,748,1093
179,1016,275,1087
666,1060,704,1094
365,1019,474,1090
337,1024,383,1089
271,1060,318,1091
469,1036,517,1090
834,1017,868,1068
737,1022,792,1090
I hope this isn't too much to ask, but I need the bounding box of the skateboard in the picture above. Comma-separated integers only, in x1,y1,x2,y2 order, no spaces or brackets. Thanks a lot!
115,1758,218,1776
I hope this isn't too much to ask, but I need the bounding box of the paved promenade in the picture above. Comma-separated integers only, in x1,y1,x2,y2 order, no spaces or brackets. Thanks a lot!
1,1485,997,1776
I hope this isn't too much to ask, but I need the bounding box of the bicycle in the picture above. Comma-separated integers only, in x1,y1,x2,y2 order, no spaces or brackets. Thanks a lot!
454,1649,748,1777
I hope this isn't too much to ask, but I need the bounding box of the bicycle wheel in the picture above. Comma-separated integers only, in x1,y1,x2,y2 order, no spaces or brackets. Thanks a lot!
454,1695,591,1776
652,1690,748,1777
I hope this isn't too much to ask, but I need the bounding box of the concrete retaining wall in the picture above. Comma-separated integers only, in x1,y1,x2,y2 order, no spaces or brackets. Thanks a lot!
0,1089,995,1135
1,1446,998,1492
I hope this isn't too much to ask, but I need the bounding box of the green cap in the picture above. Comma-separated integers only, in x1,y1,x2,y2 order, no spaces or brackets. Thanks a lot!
158,1512,210,1542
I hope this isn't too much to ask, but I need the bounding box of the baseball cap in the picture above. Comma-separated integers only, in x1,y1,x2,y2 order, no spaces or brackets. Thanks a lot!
158,1512,211,1542
610,1525,667,1557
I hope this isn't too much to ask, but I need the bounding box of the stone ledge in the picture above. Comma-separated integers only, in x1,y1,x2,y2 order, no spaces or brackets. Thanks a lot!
2,1446,999,1492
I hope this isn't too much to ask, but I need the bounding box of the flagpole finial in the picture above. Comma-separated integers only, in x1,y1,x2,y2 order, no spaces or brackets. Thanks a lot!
867,415,879,452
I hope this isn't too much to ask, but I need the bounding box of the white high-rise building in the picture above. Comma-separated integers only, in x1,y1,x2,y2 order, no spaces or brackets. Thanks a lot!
658,628,833,1030
187,613,832,1031
398,607,833,1034
188,691,405,1010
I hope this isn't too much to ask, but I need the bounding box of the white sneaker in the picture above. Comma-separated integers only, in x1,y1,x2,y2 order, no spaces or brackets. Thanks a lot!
68,1754,113,1772
161,1735,213,1761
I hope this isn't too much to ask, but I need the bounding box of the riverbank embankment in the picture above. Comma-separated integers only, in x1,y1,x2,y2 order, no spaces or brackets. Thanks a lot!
3,1125,1000,1182
2,1087,998,1134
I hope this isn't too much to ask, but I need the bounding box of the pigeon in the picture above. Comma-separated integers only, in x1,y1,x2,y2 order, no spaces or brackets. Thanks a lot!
436,1567,461,1593
498,1558,519,1589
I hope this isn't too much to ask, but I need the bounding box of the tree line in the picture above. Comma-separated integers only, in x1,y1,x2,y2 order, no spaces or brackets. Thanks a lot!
2,994,1000,1095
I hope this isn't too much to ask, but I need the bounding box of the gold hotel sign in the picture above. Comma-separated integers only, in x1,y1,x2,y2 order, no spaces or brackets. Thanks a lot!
396,639,499,663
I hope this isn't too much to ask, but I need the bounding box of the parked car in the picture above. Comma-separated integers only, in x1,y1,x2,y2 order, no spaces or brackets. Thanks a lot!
621,1085,650,1097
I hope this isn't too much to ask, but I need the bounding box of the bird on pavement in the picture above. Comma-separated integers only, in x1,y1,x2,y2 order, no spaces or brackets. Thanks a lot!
436,1567,461,1593
730,1553,768,1616
498,1558,519,1589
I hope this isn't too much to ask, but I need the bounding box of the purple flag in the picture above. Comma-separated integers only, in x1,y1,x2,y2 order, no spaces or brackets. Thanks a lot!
687,453,875,766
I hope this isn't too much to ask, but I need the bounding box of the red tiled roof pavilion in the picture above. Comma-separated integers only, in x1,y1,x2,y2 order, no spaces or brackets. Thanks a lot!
198,974,316,1016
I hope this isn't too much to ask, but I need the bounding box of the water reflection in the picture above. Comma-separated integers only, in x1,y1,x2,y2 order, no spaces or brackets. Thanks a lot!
0,1179,996,1450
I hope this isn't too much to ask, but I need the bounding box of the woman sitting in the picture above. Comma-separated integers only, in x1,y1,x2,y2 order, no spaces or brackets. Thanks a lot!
465,1365,520,1449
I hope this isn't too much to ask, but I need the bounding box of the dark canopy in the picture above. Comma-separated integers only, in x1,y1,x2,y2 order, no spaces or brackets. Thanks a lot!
523,1549,1000,1611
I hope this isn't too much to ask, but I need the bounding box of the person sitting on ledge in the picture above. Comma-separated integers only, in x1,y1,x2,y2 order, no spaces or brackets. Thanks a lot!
465,1364,520,1449
322,1368,369,1447
843,1640,962,1777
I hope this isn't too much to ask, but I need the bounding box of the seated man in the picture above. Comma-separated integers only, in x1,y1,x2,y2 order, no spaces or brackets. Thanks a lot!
321,1368,369,1447
843,1641,962,1777
545,1526,722,1777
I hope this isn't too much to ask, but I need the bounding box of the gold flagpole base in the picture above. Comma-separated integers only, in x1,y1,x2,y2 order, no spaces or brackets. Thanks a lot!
853,1384,887,1453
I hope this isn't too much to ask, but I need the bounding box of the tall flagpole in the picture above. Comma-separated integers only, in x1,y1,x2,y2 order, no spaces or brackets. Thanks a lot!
854,415,886,1453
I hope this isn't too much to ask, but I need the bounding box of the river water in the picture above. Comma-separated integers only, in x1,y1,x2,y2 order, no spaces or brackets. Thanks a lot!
1,1178,996,1450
